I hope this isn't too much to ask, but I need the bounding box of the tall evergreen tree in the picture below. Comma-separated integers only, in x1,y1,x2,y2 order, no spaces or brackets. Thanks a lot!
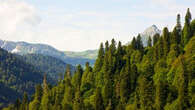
73,89,84,110
105,41,109,53
153,33,160,45
81,62,93,92
190,19,195,36
72,65,83,89
182,8,192,45
94,87,104,110
119,57,131,104
20,92,28,110
62,69,73,110
136,34,144,51
29,85,42,110
176,56,189,110
162,27,170,56
41,75,51,110
131,37,137,49
171,14,182,44
147,36,152,47
94,43,104,73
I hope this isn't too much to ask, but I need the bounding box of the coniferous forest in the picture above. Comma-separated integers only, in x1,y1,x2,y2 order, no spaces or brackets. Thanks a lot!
2,9,195,110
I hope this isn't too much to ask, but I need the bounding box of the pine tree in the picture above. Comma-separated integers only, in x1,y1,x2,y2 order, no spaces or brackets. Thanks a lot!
29,85,42,110
131,64,138,91
64,64,71,80
110,38,116,54
72,64,83,89
162,27,170,56
41,75,51,110
182,8,192,45
153,33,160,45
190,19,195,36
73,89,84,110
116,41,124,73
105,100,112,110
131,37,137,49
14,99,21,110
102,79,113,107
105,41,109,53
81,62,93,92
154,81,167,110
138,76,154,110
176,14,182,31
147,36,152,47
171,14,182,44
139,61,154,110
119,58,131,104
176,56,189,110
94,87,104,110
156,37,164,59
94,43,104,73
20,92,28,110
62,72,73,110
136,34,144,51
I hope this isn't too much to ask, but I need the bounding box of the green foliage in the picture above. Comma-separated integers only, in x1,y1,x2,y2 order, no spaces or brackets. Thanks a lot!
183,8,192,46
94,87,104,110
153,33,160,46
21,54,75,80
147,36,152,47
3,9,195,110
0,48,49,107
190,19,195,36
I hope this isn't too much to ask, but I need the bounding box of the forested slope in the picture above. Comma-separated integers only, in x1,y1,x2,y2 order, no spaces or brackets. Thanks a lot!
0,48,53,107
3,9,195,110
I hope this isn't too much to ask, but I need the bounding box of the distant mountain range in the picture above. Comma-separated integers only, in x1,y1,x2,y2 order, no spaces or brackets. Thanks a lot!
0,25,160,67
0,40,97,66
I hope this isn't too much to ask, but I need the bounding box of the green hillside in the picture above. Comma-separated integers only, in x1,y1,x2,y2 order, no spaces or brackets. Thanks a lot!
3,9,195,110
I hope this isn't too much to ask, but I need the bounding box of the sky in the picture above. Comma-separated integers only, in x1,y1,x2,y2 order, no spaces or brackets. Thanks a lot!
0,0,194,51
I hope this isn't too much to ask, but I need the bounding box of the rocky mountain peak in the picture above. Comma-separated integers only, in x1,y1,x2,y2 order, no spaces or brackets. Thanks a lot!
141,25,161,46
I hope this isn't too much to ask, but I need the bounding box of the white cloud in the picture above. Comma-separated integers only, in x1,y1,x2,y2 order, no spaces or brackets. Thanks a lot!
0,0,40,40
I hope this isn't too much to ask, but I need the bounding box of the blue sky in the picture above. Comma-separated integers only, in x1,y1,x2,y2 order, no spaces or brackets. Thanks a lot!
0,0,194,51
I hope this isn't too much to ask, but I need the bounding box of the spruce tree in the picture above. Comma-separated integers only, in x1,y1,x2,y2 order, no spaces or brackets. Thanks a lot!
94,43,104,73
147,36,152,47
41,75,51,110
72,64,83,89
190,19,195,36
73,89,84,110
136,34,144,51
29,85,42,110
182,8,192,45
62,73,73,110
153,33,160,45
105,41,109,53
20,92,28,110
176,56,189,110
119,58,131,104
81,62,93,92
131,37,137,49
171,14,182,44
162,27,170,56
94,87,104,110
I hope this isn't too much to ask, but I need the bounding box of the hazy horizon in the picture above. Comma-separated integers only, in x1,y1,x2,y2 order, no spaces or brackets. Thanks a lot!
0,0,194,51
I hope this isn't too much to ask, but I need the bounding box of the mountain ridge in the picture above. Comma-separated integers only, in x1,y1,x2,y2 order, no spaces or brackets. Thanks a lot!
0,39,97,66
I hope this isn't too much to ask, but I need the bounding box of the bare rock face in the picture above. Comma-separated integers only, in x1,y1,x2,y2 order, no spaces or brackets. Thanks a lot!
140,25,161,46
